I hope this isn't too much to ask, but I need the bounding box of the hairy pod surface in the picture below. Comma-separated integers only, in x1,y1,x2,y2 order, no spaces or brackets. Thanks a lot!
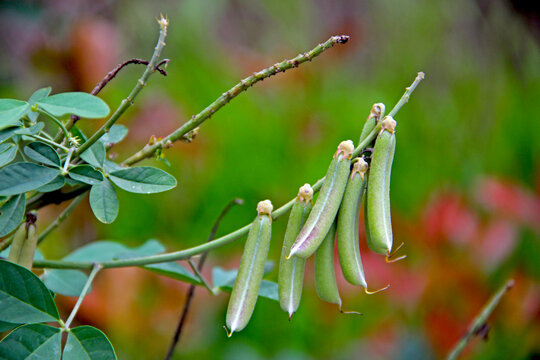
17,224,37,269
226,200,273,335
366,116,396,255
314,221,341,306
337,158,368,287
289,140,354,259
358,103,385,145
7,223,27,264
278,184,313,319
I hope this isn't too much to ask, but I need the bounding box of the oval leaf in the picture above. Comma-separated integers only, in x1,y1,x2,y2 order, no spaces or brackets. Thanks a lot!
36,92,110,118
63,239,164,263
0,143,17,168
36,175,66,193
64,326,116,360
80,141,105,169
89,179,118,224
0,127,19,144
143,262,201,285
0,320,19,333
68,165,104,185
14,122,44,136
43,270,89,297
109,167,177,194
0,324,61,359
0,194,25,237
99,125,128,145
0,260,59,323
0,99,29,130
0,162,59,196
27,87,52,123
24,141,61,167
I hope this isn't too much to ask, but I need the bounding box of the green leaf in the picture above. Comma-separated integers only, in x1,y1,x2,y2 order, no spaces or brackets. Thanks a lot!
80,141,105,168
103,160,123,173
64,326,116,360
0,127,19,144
0,162,59,196
0,260,60,323
14,122,44,136
0,99,29,130
99,125,128,145
36,92,110,118
43,270,89,297
36,175,66,193
27,87,52,123
144,262,200,285
0,324,61,359
212,265,278,301
63,239,165,263
0,194,25,237
68,165,104,185
70,125,88,143
24,141,61,167
109,167,177,194
89,179,118,224
0,143,17,168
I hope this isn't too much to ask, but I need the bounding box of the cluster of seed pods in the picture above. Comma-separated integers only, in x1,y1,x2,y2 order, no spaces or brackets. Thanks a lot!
225,103,403,335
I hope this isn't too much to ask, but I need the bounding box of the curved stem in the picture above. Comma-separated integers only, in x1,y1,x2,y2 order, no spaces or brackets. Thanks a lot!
28,135,69,152
32,130,379,271
122,35,351,166
74,16,169,157
36,108,70,139
64,263,102,329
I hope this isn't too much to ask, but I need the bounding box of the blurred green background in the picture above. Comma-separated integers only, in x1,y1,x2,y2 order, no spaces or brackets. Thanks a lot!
1,0,540,359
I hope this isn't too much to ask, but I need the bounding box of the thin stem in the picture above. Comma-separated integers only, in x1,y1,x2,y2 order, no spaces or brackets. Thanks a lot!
187,259,214,295
64,263,102,329
163,198,243,360
0,235,13,252
62,147,75,174
74,17,169,157
388,72,425,118
122,35,351,166
28,135,69,152
36,108,70,139
37,194,87,245
447,279,515,360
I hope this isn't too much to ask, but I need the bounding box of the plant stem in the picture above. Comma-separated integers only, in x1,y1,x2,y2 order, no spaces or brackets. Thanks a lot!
62,147,75,174
447,279,515,360
37,194,87,245
32,131,380,271
74,16,169,158
64,263,102,329
187,259,214,294
28,135,70,152
388,72,425,118
163,198,243,360
122,35,351,166
36,108,70,139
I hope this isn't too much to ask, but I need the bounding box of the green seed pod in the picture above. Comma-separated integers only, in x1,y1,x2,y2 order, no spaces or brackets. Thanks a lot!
289,140,354,259
337,158,369,287
358,103,385,145
17,223,37,270
278,184,313,319
314,221,341,306
226,200,273,336
366,116,396,255
7,223,27,264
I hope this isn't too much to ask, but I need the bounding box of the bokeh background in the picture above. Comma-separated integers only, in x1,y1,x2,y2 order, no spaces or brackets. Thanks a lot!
1,0,540,359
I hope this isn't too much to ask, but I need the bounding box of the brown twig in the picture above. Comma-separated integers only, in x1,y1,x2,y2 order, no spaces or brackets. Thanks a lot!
163,198,243,360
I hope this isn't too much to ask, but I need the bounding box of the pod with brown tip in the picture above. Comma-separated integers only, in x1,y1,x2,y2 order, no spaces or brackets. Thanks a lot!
366,116,396,255
337,158,368,287
17,223,37,270
314,221,341,307
289,140,354,259
278,184,313,319
358,103,385,145
226,200,273,336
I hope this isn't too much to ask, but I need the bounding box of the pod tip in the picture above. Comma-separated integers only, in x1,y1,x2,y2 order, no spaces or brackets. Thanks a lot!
381,116,397,134
365,284,390,295
257,200,273,215
224,325,234,338
338,305,363,316
336,140,355,159
288,311,295,321
368,103,386,121
352,158,369,179
297,183,314,203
